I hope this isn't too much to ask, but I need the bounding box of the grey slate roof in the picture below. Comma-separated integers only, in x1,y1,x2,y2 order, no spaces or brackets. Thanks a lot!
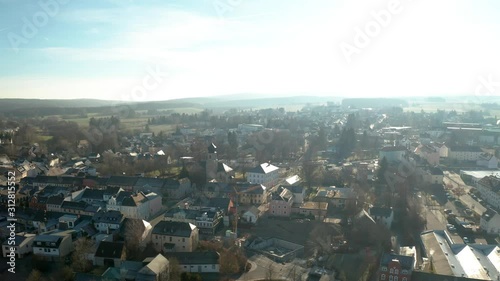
94,241,124,258
166,251,219,265
152,221,196,238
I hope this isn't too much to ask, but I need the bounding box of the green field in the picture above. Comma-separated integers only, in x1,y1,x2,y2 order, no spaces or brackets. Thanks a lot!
52,106,206,133
404,102,499,118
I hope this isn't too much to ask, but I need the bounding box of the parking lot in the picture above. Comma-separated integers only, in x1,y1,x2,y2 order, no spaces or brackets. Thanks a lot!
420,173,492,245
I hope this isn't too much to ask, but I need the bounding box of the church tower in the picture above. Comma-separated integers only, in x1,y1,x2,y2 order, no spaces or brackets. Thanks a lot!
206,143,218,181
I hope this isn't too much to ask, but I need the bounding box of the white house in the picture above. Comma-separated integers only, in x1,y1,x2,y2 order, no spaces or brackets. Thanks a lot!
379,146,406,163
92,210,124,233
107,191,161,220
242,206,261,224
246,163,280,187
166,251,220,273
448,146,484,161
476,153,498,169
476,176,500,210
369,206,394,229
480,209,500,235
2,233,36,258
32,231,74,261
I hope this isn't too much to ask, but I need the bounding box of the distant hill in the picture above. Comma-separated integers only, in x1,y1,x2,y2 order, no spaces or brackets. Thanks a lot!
342,98,408,108
0,95,337,117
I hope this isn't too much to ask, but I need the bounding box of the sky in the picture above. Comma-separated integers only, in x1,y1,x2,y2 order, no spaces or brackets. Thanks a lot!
1,0,500,101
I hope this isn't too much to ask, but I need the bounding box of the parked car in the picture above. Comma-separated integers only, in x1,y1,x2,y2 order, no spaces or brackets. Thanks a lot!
463,237,470,244
444,209,452,214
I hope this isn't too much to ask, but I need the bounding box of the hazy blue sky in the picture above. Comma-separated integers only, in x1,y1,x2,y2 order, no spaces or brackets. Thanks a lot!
1,0,500,101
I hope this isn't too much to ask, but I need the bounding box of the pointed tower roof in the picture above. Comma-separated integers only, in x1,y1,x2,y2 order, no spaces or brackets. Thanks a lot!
208,143,217,153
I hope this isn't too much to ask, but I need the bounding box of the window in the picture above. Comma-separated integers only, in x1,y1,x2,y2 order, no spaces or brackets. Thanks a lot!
390,268,394,274
182,238,185,242
394,269,398,275
381,274,386,280
402,278,407,281
381,267,388,272
212,265,216,269
389,276,393,281
394,277,398,281
169,237,172,242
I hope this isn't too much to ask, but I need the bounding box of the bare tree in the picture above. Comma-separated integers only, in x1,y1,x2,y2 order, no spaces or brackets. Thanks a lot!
26,269,46,281
168,257,182,281
71,237,94,272
123,218,144,259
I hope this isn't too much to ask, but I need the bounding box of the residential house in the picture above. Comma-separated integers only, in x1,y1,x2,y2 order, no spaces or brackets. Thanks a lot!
434,143,448,158
163,178,191,200
420,230,500,280
414,144,440,166
242,206,261,224
107,190,161,220
205,197,234,215
92,210,124,234
476,153,498,169
136,254,170,281
476,175,500,210
2,233,35,258
32,231,74,261
369,207,394,229
379,146,407,163
134,177,166,194
448,145,484,161
80,188,105,205
46,194,65,212
152,221,199,252
268,188,293,217
313,186,356,209
94,241,125,267
232,183,269,205
29,175,83,189
58,214,79,229
166,251,220,273
246,163,280,187
421,167,444,185
377,253,414,281
282,185,305,204
60,200,100,216
203,182,230,198
164,208,223,235
294,202,328,220
106,176,138,191
480,209,500,235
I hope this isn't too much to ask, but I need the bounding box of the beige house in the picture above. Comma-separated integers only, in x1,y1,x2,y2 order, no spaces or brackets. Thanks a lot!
152,221,199,253
32,231,74,261
2,233,36,258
